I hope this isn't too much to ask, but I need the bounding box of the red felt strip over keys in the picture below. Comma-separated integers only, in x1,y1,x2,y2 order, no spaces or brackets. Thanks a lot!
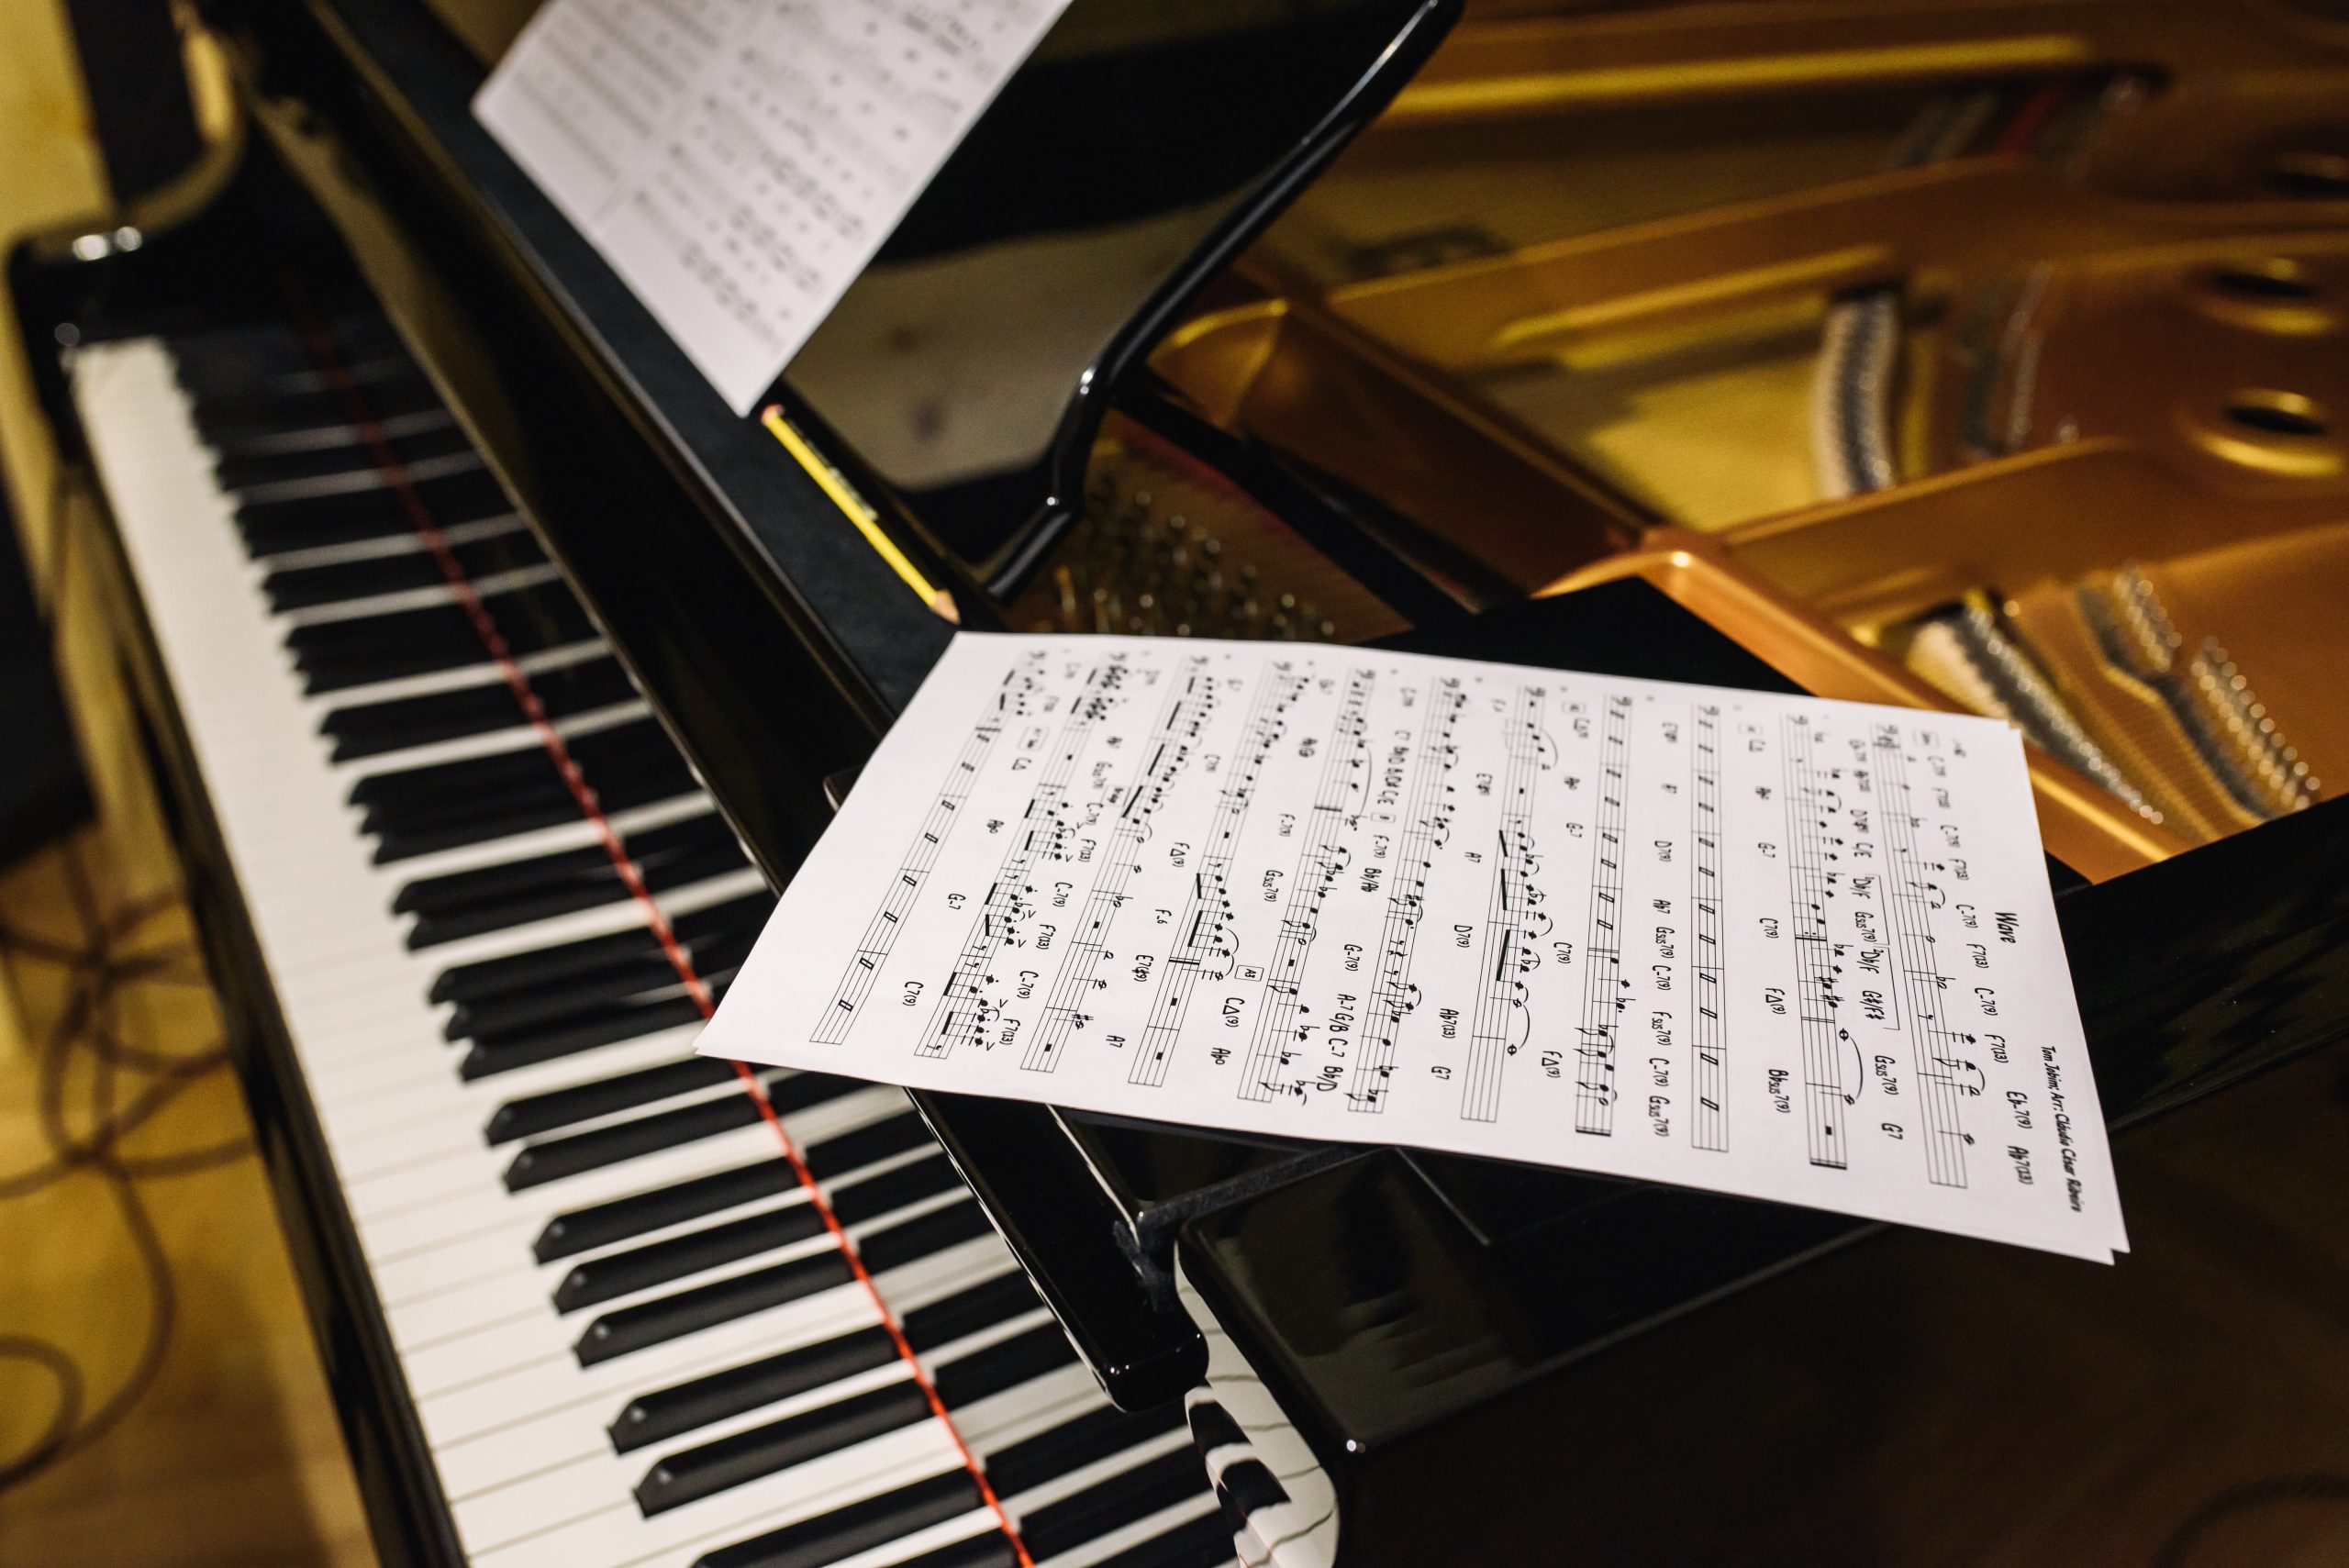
284,289,1035,1568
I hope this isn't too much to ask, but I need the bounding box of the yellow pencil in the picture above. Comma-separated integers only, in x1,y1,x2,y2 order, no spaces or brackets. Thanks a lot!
759,405,959,623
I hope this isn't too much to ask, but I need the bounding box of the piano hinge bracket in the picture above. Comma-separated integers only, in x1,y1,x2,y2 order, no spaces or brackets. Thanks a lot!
1116,1144,1371,1307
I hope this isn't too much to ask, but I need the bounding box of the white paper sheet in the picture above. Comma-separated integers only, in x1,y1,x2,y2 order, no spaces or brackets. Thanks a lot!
699,633,2131,1261
475,0,1074,413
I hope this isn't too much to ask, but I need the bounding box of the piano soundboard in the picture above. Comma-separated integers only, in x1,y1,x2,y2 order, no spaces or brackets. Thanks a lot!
72,306,1241,1568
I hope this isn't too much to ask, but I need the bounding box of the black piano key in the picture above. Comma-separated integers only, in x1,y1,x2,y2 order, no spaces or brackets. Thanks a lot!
432,893,769,1006
363,732,693,855
828,1151,960,1227
538,1162,793,1265
557,1153,960,1313
217,422,477,493
531,1109,927,1262
610,1327,898,1455
293,589,596,695
684,1408,1163,1568
802,1111,932,1183
459,992,711,1079
446,940,746,1041
1090,1510,1236,1568
559,1200,826,1314
188,372,439,439
636,1382,933,1516
900,1272,1040,1353
928,1324,1077,1409
323,654,632,762
412,832,746,951
172,314,400,378
574,1194,983,1365
263,526,544,613
410,841,627,921
375,784,685,868
504,1086,767,1193
402,812,730,918
854,1198,992,1273
375,759,699,865
486,1055,737,1143
687,1401,1202,1568
1183,1402,1245,1456
180,361,422,426
234,467,510,555
377,799,598,867
504,1070,857,1190
576,1249,856,1366
693,1472,981,1568
197,395,448,456
1212,1459,1288,1517
353,714,675,812
353,733,587,812
985,1403,1186,1498
1019,1450,1212,1562
607,1244,1028,1454
177,340,418,410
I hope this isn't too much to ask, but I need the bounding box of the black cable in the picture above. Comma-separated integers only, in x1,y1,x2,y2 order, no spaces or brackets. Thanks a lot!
0,832,235,1496
0,1334,83,1491
17,1167,181,1488
2151,1473,2349,1568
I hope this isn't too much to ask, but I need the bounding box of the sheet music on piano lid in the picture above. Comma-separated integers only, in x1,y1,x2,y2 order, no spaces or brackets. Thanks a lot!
474,0,1076,413
700,633,2132,1262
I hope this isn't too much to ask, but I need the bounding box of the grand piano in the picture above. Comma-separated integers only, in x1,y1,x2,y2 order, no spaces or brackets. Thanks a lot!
23,1,2349,1564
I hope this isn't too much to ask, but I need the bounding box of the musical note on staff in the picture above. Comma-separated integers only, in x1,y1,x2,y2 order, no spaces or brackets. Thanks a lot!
1569,693,1631,1135
913,660,1127,1059
1087,668,1299,1078
701,633,2131,1262
1780,715,1853,1168
1461,686,1550,1123
1350,678,1464,1111
1020,660,1224,1072
1870,725,1975,1188
1231,672,1375,1098
813,655,1042,1042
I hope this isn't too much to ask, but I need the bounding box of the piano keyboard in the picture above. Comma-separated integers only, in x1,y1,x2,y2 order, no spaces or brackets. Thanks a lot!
72,311,1239,1568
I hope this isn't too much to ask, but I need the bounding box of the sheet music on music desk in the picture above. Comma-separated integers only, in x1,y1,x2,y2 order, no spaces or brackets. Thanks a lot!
475,0,1074,413
699,634,2131,1261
